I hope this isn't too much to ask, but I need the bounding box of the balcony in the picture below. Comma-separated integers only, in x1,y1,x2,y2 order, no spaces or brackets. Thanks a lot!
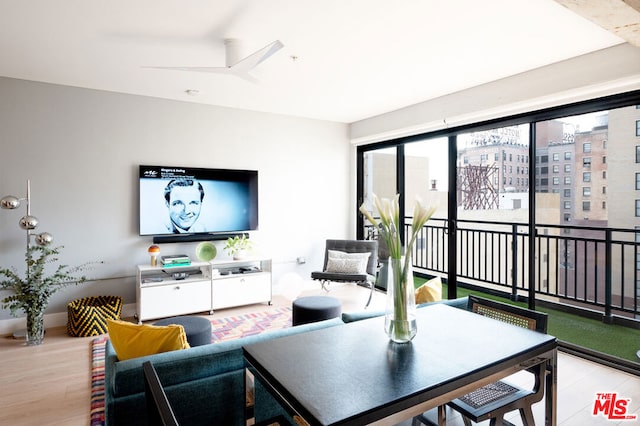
369,218,640,373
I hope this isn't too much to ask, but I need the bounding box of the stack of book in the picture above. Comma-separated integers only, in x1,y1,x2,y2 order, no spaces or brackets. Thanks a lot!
161,254,191,267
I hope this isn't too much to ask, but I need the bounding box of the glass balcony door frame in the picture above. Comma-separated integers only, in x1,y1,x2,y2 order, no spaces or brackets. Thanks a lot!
357,89,640,309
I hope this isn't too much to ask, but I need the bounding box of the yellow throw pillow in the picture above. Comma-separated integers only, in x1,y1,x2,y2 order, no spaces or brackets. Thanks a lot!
107,319,190,361
415,276,443,304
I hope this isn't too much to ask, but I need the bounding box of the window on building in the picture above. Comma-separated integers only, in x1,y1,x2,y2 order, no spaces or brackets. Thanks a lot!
494,152,499,161
636,200,640,217
636,226,640,270
603,170,607,179
636,146,640,163
564,201,571,209
564,176,571,184
463,156,469,164
583,187,591,197
602,201,606,209
583,143,591,153
583,201,591,211
583,172,591,182
541,166,548,174
565,152,571,160
602,156,606,164
540,155,548,163
553,153,559,161
636,120,640,137
553,177,560,185
636,172,640,190
603,140,607,149
564,213,571,222
564,164,571,172
583,157,591,168
564,189,571,197
480,154,488,161
603,186,606,194
552,165,559,173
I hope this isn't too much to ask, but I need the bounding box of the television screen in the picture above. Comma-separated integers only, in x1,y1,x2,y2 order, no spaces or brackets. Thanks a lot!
139,165,258,236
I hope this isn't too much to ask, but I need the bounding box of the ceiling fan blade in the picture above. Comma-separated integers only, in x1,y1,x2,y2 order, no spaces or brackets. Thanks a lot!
142,66,232,73
229,40,284,72
142,39,283,83
143,65,258,83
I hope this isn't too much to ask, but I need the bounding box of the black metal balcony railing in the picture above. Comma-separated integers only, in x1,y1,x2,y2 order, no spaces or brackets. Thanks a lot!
368,219,640,322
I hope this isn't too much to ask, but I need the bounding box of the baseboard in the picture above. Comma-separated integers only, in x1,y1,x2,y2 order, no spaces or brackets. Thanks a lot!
0,303,137,336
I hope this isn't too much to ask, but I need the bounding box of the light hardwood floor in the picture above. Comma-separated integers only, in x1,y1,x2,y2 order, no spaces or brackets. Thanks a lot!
1,282,639,426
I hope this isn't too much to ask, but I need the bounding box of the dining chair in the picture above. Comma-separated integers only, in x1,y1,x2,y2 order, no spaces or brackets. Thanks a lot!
311,239,378,307
413,295,549,426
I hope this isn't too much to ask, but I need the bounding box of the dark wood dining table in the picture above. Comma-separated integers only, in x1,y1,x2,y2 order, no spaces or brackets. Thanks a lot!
243,303,557,426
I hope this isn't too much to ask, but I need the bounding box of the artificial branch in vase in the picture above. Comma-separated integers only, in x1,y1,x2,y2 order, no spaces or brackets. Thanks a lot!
0,244,99,345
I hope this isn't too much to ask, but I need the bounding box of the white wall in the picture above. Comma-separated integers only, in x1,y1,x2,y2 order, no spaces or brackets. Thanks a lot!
350,44,640,144
0,77,352,332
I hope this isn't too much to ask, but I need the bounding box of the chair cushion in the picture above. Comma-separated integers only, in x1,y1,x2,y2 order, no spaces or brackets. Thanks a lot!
415,277,442,304
107,319,190,361
325,250,371,274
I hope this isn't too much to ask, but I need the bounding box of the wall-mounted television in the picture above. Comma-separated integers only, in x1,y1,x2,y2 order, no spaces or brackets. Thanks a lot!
139,165,258,237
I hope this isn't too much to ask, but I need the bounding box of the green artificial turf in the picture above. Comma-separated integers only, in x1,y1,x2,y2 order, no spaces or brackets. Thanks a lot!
413,277,640,364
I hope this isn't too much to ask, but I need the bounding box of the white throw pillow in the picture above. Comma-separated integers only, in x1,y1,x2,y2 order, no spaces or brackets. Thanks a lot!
325,250,371,274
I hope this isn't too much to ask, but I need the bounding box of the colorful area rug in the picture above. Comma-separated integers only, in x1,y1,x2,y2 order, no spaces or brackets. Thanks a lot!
210,307,292,342
89,307,292,426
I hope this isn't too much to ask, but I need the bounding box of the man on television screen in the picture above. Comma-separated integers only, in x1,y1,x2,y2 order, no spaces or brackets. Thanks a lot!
164,178,207,233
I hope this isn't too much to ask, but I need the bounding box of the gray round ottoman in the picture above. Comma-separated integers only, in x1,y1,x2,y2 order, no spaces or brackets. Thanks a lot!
154,316,212,347
292,296,342,326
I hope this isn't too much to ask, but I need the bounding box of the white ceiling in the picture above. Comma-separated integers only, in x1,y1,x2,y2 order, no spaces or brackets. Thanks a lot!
0,0,627,123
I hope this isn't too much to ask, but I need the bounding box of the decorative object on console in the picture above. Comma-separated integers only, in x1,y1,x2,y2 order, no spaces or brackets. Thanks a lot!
0,180,99,345
360,194,436,343
161,254,191,266
195,241,217,261
148,245,160,266
223,234,253,260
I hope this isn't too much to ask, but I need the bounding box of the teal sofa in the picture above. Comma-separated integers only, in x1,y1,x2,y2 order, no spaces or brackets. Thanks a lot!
104,316,344,426
104,297,469,426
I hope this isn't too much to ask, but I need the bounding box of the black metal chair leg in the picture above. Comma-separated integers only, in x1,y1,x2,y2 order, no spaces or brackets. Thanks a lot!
365,281,374,308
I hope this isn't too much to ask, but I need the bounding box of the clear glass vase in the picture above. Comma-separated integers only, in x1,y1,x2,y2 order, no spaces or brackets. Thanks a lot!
385,256,417,343
26,310,45,346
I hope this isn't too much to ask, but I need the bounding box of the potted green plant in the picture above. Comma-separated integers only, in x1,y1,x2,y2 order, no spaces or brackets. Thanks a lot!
223,235,253,260
0,244,97,345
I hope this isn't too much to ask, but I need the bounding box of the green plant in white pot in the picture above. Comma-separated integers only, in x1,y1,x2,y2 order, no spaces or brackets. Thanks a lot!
0,245,96,345
223,235,253,260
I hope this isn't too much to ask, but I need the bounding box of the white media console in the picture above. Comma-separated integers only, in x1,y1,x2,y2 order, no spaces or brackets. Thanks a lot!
136,257,272,322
